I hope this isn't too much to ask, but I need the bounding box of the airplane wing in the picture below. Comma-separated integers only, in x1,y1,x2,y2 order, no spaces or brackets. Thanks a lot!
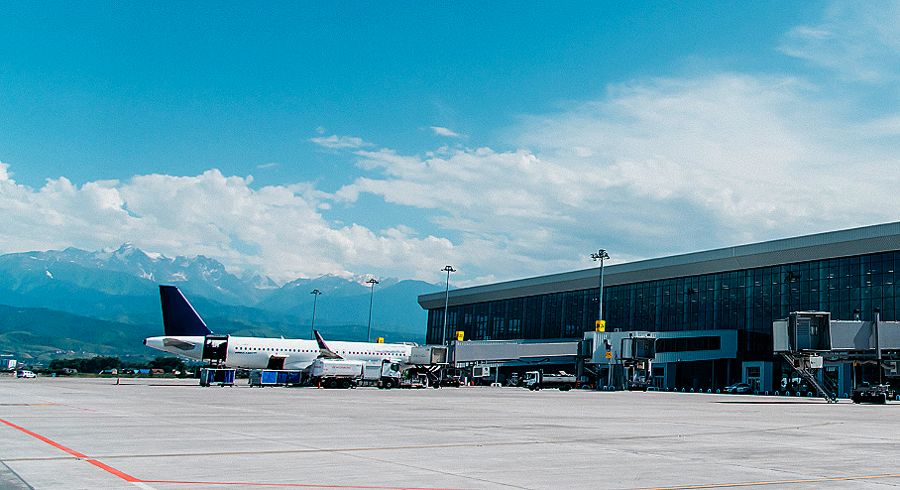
313,330,343,360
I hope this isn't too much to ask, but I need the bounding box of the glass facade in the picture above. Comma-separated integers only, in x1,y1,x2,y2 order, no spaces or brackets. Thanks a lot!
426,251,899,359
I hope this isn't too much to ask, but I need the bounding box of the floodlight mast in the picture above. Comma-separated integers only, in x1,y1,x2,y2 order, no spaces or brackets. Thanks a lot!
441,265,456,345
591,249,610,323
310,289,322,339
366,278,379,342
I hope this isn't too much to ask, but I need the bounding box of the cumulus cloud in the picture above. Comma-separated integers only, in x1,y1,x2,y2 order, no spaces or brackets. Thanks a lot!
334,73,900,282
0,167,453,283
309,134,372,150
6,5,900,287
780,2,900,82
430,126,462,138
8,69,899,287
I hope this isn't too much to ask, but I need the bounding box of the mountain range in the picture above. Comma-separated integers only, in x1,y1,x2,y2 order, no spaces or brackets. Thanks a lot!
0,244,440,363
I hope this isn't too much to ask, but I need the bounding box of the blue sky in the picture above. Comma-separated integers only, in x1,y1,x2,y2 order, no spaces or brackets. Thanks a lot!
2,2,899,285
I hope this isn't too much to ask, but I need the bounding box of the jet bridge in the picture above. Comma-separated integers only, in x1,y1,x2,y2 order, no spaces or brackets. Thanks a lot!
773,311,900,402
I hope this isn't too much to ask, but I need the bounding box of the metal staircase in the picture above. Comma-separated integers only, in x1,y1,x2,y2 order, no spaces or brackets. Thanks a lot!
780,353,838,403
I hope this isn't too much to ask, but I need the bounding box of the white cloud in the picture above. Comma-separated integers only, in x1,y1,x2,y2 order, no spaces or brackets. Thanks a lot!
335,73,900,284
0,167,454,283
780,2,900,82
430,126,462,138
309,134,372,150
6,5,900,287
255,162,279,169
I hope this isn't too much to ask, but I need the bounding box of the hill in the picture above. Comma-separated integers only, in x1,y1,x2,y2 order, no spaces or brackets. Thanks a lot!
0,245,442,360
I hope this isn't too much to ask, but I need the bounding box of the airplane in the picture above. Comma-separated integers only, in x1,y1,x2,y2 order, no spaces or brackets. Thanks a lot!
143,285,414,371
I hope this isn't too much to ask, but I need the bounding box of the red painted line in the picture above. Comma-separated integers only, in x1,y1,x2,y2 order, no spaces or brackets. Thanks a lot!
0,417,141,482
86,459,141,482
1,417,463,490
0,418,89,459
142,481,462,490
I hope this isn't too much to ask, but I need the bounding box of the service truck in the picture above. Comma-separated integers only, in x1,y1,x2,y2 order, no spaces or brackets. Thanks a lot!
308,359,366,388
375,360,403,389
524,371,576,391
851,383,896,404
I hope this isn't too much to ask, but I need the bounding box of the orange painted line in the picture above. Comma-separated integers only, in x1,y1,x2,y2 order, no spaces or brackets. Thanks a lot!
86,459,141,482
0,417,89,459
142,481,464,489
0,417,140,482
0,417,463,490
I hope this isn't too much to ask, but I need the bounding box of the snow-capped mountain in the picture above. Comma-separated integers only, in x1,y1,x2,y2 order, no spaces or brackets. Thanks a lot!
0,244,274,306
0,244,440,358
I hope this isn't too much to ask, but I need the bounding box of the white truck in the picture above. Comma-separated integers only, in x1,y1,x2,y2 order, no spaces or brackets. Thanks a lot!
524,371,576,391
375,360,403,389
308,359,366,388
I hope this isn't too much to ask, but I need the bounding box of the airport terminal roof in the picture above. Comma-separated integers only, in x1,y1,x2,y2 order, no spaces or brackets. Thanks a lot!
419,221,900,309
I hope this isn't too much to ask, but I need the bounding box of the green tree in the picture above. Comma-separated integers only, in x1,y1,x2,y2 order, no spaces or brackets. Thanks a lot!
148,356,185,373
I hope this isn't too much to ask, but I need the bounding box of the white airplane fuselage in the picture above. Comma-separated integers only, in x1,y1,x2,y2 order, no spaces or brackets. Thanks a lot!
144,335,413,370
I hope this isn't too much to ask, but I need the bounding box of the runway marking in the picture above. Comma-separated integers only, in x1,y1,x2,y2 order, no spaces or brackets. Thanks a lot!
641,472,900,489
0,418,90,459
0,417,141,482
142,480,464,489
0,417,466,490
0,403,59,407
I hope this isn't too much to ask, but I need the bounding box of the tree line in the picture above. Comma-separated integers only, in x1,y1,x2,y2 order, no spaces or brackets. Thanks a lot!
48,356,187,374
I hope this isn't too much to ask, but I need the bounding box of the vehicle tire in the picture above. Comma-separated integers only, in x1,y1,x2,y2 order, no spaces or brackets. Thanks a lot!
383,378,393,389
340,379,351,389
559,384,571,391
325,378,338,389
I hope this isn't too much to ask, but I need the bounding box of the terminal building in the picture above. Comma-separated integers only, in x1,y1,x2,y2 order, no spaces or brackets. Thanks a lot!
418,222,900,392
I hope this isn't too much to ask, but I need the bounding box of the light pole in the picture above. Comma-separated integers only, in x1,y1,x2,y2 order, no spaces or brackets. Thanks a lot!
366,278,379,342
591,249,611,389
441,265,456,345
310,289,322,339
591,249,610,323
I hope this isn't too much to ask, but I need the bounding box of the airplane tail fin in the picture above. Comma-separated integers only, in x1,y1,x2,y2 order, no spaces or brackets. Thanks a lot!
159,285,212,337
313,330,343,359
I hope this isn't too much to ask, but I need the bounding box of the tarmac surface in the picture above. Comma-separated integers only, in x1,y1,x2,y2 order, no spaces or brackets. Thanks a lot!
2,377,900,490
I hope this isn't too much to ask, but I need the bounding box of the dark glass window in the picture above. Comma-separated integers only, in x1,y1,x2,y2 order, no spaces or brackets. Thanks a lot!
656,336,722,353
427,251,900,357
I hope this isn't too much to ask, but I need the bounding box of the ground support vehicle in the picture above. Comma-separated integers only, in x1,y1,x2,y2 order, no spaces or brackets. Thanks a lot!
16,370,36,378
524,371,576,391
851,384,896,404
375,360,403,389
199,368,235,387
307,359,365,389
249,369,303,387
